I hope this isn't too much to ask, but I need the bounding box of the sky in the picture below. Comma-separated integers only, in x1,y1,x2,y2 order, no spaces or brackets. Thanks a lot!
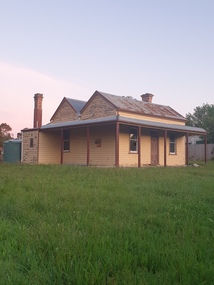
1,0,214,137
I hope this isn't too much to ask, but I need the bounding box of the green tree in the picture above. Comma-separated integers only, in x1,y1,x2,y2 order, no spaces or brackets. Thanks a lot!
0,123,13,147
186,103,214,143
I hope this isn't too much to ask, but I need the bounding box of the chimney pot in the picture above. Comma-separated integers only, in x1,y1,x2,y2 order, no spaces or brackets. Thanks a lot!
141,93,154,103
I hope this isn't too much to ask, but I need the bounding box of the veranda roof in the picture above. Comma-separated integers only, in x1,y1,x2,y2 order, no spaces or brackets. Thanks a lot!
40,115,206,135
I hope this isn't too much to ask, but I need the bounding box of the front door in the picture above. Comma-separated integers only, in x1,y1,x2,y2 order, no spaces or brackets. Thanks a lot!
151,131,159,165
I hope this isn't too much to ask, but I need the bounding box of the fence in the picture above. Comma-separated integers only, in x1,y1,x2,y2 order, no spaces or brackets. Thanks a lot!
188,143,214,161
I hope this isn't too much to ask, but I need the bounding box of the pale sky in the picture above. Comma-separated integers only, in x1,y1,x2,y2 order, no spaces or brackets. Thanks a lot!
1,0,214,137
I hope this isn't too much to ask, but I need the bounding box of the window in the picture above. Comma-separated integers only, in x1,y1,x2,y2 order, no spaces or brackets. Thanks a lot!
130,128,138,152
63,130,70,151
30,138,34,147
169,132,176,154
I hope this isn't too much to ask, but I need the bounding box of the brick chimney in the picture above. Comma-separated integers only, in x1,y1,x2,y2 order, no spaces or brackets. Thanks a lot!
141,93,154,103
34,93,43,128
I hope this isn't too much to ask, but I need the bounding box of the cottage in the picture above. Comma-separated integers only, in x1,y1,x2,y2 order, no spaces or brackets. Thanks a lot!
21,91,207,167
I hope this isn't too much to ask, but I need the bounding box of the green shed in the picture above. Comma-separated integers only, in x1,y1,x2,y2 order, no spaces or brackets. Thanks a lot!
3,140,22,163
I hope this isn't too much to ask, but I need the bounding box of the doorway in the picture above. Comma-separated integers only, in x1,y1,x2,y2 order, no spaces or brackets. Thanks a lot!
151,130,159,165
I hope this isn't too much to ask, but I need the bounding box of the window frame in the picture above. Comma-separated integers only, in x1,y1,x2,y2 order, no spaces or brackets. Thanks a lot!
169,132,176,154
129,127,138,153
63,130,70,152
30,138,34,148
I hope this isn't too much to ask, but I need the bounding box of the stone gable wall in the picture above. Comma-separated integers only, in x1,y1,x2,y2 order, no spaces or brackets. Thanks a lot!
81,95,116,120
52,101,78,123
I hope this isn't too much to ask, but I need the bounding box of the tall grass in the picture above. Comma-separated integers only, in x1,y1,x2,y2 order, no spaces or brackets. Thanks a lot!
0,162,214,285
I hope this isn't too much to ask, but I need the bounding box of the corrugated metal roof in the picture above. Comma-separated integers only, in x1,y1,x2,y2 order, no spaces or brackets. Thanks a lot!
97,91,185,121
118,116,206,134
65,98,86,113
40,115,206,135
41,116,117,130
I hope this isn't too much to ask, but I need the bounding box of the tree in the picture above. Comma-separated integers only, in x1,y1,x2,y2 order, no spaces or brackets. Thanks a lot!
186,104,214,143
0,123,13,147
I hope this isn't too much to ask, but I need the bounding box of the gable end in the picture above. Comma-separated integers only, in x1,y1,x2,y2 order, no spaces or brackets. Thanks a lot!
50,98,79,123
81,91,117,120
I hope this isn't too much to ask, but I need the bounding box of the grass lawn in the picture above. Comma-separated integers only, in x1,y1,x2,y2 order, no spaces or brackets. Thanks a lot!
0,162,214,285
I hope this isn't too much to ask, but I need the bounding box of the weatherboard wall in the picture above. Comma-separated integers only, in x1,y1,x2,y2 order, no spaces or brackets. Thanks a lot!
118,111,185,126
167,135,185,166
119,125,137,167
156,134,185,166
119,126,151,167
88,125,115,166
62,125,115,166
63,127,87,165
61,125,186,167
140,129,152,165
119,126,186,167
38,131,61,164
